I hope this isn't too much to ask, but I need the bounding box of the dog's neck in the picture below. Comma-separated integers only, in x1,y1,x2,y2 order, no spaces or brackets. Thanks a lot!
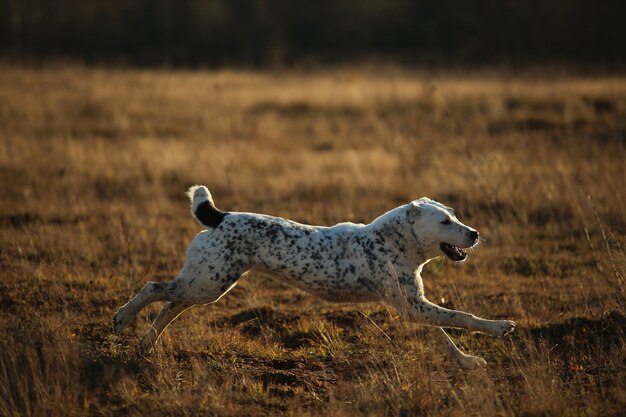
369,210,425,270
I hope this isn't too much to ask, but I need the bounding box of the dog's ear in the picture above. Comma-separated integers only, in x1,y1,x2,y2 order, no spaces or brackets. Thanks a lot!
407,202,421,223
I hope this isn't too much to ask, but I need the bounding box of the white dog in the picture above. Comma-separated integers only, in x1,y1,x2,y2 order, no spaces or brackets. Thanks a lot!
113,185,515,369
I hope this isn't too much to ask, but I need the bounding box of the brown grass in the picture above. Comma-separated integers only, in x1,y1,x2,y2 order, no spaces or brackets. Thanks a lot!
0,64,625,416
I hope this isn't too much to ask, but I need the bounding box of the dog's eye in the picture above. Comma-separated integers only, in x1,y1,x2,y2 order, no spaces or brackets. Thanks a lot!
441,218,451,225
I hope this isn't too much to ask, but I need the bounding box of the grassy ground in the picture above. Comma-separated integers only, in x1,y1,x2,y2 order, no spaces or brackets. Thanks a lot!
0,65,625,416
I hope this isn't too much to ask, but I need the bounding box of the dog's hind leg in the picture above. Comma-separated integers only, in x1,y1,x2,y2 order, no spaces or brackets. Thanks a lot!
113,280,182,334
134,273,241,352
439,328,487,370
139,302,193,354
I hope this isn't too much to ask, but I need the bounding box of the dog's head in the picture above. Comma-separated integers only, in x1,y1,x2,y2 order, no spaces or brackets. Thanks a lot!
407,198,479,262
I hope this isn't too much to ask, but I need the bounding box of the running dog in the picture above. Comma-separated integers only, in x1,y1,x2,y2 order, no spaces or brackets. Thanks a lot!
113,185,515,369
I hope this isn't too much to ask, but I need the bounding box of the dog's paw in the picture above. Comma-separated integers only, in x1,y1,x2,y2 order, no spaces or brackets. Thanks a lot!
458,353,487,370
112,306,132,334
492,320,516,337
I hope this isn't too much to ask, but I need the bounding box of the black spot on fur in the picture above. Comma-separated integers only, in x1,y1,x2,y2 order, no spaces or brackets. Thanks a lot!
195,201,227,228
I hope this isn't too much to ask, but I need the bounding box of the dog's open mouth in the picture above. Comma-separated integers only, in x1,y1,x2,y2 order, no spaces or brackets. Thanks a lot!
440,243,468,261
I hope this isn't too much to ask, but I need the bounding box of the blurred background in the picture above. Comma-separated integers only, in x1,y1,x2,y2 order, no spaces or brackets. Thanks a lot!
1,0,625,68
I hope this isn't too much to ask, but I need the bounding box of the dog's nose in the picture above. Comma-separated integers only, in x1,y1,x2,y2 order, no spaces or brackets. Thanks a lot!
470,230,479,243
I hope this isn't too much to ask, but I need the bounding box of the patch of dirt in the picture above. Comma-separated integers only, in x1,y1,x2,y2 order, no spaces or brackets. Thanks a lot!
224,307,300,337
527,311,626,354
187,350,338,401
322,310,366,328
280,330,323,349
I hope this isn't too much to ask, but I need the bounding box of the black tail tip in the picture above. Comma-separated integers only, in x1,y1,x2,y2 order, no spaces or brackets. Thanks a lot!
194,200,227,228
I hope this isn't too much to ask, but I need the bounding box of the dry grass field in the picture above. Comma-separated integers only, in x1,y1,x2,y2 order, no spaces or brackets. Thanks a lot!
0,65,625,416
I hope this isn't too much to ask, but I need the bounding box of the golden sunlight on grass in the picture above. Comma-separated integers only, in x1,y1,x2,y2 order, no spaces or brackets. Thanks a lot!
0,65,625,416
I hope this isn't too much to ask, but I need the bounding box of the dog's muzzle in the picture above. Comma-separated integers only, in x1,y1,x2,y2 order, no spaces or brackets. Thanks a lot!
441,231,478,261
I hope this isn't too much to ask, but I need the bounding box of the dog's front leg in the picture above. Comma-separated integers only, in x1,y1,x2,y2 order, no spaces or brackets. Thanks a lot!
384,279,515,337
412,296,514,336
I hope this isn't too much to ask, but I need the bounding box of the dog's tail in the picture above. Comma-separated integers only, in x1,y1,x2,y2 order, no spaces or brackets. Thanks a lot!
187,185,226,228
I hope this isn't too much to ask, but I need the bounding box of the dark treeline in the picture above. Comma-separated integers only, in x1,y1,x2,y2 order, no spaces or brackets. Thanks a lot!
1,0,624,67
